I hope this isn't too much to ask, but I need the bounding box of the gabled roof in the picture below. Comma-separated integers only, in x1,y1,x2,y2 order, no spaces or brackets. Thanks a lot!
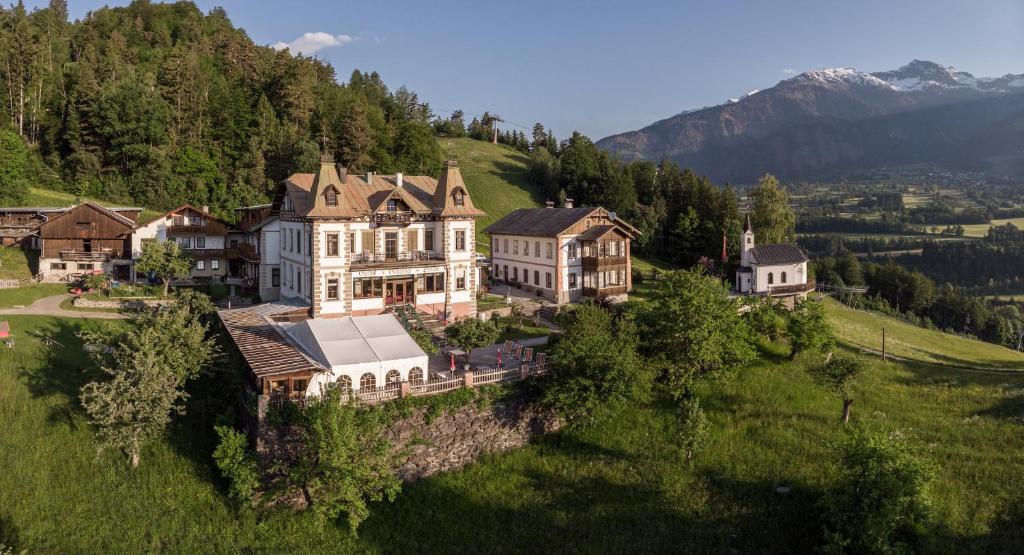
132,203,230,231
749,244,808,265
432,160,485,217
485,206,639,239
577,224,626,242
38,201,136,231
275,160,484,220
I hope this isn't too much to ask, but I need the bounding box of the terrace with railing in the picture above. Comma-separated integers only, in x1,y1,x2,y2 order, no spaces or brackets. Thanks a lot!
265,362,551,410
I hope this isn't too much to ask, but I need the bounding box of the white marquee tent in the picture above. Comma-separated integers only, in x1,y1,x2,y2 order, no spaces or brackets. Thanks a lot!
283,313,429,394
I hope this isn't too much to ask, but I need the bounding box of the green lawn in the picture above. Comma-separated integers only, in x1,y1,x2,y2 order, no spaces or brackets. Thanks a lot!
438,138,544,252
0,283,68,308
0,246,36,280
493,315,552,343
825,297,1024,370
2,315,1023,552
476,293,508,312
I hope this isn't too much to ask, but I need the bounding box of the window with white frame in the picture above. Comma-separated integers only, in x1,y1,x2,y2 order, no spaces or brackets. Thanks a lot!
211,260,219,270
197,260,205,270
546,243,553,259
567,242,577,260
569,272,577,289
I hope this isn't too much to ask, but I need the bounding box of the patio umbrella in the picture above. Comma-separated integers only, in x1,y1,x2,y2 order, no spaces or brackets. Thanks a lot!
496,348,502,368
450,352,455,372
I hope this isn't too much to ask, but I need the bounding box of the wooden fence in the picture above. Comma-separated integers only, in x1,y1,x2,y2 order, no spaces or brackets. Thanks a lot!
0,274,42,289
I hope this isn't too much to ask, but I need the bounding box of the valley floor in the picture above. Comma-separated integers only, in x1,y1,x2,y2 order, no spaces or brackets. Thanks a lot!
2,313,1023,553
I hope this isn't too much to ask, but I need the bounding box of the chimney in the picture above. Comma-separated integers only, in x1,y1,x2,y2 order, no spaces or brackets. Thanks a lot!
563,198,574,209
366,171,373,184
337,164,347,180
201,205,209,214
545,200,555,208
396,172,403,188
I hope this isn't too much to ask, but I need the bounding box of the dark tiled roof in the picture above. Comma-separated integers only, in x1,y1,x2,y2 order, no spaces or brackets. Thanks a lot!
484,207,598,237
749,244,808,265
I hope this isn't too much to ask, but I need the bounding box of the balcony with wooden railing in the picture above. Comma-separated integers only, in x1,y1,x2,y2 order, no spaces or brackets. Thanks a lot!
372,211,414,227
60,250,113,262
582,285,628,298
167,223,211,235
350,250,445,268
765,279,816,297
581,254,628,271
237,242,260,262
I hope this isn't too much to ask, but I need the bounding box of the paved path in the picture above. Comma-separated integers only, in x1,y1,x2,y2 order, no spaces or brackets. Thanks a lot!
0,294,128,320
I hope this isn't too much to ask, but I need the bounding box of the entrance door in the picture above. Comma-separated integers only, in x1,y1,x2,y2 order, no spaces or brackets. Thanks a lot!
386,279,415,306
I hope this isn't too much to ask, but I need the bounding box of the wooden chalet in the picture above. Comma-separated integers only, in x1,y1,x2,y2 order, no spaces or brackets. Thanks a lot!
36,202,139,280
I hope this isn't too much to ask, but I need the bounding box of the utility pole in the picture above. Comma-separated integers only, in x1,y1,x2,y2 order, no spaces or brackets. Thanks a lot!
881,326,886,362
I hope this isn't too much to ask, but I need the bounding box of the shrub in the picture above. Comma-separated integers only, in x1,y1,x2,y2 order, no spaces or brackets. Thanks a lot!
820,427,934,554
632,270,644,285
676,397,709,463
409,328,439,354
745,299,787,341
84,272,109,291
209,282,228,301
212,425,260,502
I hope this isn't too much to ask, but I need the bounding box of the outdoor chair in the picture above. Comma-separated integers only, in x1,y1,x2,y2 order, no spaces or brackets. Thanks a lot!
523,348,534,363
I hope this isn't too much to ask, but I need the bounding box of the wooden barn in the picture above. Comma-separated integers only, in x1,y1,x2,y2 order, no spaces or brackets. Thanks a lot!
36,202,138,281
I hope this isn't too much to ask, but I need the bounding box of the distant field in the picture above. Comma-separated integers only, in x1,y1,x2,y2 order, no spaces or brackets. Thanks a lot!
438,138,543,251
902,193,932,208
824,296,1024,370
956,217,1024,238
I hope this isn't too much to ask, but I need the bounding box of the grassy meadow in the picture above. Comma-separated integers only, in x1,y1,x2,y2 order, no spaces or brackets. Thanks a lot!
0,246,35,280
2,312,1024,553
0,283,69,308
824,297,1024,370
438,138,543,251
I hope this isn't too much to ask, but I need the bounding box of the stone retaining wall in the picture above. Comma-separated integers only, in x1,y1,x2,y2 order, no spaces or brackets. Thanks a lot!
387,394,561,481
255,391,561,484
73,297,173,309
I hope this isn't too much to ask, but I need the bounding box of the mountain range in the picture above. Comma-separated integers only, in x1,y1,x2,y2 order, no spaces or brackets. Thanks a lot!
596,60,1024,183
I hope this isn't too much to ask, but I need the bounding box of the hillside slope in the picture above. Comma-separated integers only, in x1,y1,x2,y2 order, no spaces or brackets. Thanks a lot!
438,138,544,251
825,297,1024,370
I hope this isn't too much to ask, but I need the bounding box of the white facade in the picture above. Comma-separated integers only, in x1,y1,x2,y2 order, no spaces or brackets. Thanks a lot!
489,233,567,301
736,226,809,295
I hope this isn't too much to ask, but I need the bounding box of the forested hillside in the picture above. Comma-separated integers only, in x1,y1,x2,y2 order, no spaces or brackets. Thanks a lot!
0,0,441,219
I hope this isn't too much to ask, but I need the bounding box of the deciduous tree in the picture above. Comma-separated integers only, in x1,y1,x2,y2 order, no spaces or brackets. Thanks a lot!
545,303,649,427
134,240,193,296
443,318,500,358
749,173,796,245
787,298,834,359
810,354,868,424
289,387,401,532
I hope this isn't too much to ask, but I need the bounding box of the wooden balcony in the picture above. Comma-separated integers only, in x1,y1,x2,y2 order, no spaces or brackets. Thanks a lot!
60,250,112,262
185,247,240,259
350,250,445,268
373,211,414,227
167,224,211,235
238,242,260,262
581,255,628,271
582,285,628,298
765,280,816,296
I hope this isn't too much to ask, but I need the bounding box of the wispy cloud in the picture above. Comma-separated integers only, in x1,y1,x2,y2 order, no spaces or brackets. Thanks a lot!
782,68,798,76
272,32,357,55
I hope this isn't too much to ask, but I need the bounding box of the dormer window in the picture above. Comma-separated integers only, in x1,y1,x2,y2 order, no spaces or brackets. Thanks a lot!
283,195,293,211
453,189,465,207
387,199,398,212
325,188,338,207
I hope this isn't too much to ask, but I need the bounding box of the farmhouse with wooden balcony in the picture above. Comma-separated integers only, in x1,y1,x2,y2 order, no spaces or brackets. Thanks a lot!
131,204,235,283
273,155,484,320
485,201,639,304
35,202,142,281
734,215,814,305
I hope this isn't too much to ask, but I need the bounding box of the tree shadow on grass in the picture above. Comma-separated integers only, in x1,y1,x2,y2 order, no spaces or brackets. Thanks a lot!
0,514,19,551
358,424,828,554
18,317,108,430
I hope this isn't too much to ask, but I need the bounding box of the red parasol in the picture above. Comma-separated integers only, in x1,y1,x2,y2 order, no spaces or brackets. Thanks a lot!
450,352,456,372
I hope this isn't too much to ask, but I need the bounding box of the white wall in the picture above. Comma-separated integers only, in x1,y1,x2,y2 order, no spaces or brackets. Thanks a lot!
490,233,563,295
753,261,807,293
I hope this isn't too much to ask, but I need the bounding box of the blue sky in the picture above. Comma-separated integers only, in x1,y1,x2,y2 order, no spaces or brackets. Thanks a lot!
30,0,1024,139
